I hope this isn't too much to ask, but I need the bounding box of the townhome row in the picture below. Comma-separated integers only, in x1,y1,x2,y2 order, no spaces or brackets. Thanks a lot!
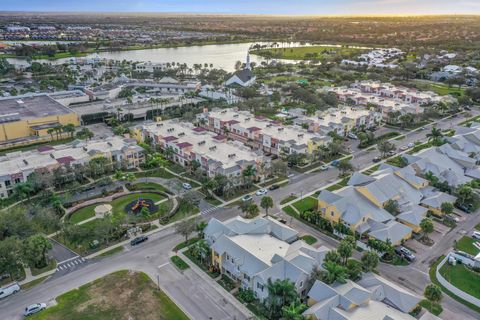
136,119,269,180
203,216,440,320
197,108,332,156
0,136,144,199
341,47,404,69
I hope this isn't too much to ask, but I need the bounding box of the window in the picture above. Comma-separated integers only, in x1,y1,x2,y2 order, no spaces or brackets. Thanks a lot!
4,180,11,187
14,178,21,184
299,281,303,287
257,282,264,291
330,211,334,217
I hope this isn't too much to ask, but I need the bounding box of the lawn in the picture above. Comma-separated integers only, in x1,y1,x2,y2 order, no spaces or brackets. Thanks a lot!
326,176,350,191
419,300,443,316
69,204,98,224
135,168,176,179
282,205,299,219
280,195,298,205
31,259,57,276
475,223,480,231
98,246,124,258
439,263,480,300
29,271,189,320
455,236,480,256
21,276,50,291
217,275,236,292
252,45,365,61
300,235,317,245
204,196,223,206
129,182,170,194
292,197,317,213
170,256,190,270
173,238,200,251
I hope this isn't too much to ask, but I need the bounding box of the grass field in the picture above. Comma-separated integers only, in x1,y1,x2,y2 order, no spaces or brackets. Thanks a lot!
300,235,317,245
29,271,189,320
419,299,443,316
69,204,99,224
413,80,465,97
292,197,317,213
439,263,480,300
455,236,480,256
252,45,365,61
170,256,190,270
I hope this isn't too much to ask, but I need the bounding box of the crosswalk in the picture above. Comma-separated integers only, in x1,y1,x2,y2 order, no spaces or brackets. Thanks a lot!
200,206,219,215
56,256,86,272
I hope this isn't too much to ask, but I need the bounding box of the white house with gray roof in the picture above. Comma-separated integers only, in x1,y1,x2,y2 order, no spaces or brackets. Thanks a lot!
205,216,329,300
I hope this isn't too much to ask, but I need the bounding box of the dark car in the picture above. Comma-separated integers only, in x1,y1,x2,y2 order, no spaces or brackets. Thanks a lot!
130,236,148,246
269,184,280,190
279,219,287,224
395,246,415,262
287,162,294,168
373,156,381,163
455,202,473,213
464,106,471,111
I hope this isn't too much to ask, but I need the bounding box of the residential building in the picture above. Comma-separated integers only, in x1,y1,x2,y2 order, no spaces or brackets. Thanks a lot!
304,272,429,320
135,62,169,73
341,48,404,69
0,94,80,149
137,119,269,180
317,164,456,245
197,108,331,156
0,136,144,199
205,216,329,300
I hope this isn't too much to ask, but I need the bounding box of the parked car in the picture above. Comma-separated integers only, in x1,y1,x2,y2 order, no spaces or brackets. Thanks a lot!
444,215,460,223
242,195,253,202
279,219,287,224
130,236,148,246
287,162,294,168
319,165,329,171
0,282,20,299
464,106,471,111
182,183,192,190
387,150,396,157
24,303,46,317
373,156,381,163
367,127,377,132
395,246,415,261
347,132,358,140
407,142,414,148
331,160,340,167
269,184,280,190
400,145,408,151
455,202,473,213
256,188,268,196
472,231,480,240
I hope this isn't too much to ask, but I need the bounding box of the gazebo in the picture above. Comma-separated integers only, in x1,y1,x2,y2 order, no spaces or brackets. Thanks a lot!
94,204,113,216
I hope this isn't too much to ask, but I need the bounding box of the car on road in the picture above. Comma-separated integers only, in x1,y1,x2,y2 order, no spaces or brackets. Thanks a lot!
472,231,480,240
24,303,46,317
130,236,148,246
400,145,408,151
0,282,20,299
455,202,473,213
269,184,280,190
242,195,253,202
407,142,414,148
319,165,329,171
387,150,396,157
444,215,460,223
347,132,358,140
331,160,340,167
287,173,295,178
395,246,415,262
256,188,268,196
182,182,192,190
373,156,381,163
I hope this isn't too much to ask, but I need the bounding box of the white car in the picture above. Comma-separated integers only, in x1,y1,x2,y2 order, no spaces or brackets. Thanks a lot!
242,195,253,202
0,282,20,299
407,142,414,148
400,146,408,151
319,165,329,171
182,182,192,190
256,188,268,196
24,303,46,317
472,231,480,240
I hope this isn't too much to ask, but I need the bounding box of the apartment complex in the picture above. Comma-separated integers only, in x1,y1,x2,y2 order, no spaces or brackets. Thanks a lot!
137,119,269,180
204,216,329,301
317,163,456,244
0,94,80,148
292,107,382,137
342,47,404,69
197,108,331,156
0,136,144,199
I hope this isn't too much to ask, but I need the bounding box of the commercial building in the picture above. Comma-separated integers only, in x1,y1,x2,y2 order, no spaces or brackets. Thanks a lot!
0,136,144,199
205,216,329,301
0,94,80,148
137,119,269,180
197,108,331,156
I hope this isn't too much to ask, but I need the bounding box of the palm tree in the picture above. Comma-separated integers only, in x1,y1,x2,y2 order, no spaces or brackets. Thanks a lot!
282,301,307,320
63,123,75,139
424,284,442,311
245,203,260,218
427,127,444,146
265,279,299,319
241,165,256,188
260,196,274,217
322,261,348,284
47,128,55,141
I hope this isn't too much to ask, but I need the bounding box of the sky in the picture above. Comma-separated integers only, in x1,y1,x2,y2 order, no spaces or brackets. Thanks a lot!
2,0,480,15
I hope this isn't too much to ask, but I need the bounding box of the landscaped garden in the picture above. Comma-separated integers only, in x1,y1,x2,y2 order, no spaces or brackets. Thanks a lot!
454,236,480,256
29,271,189,320
251,45,366,61
439,263,480,300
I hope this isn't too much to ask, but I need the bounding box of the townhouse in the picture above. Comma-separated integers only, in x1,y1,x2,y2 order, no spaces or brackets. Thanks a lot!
0,136,144,199
292,107,382,136
137,119,269,180
317,163,457,245
204,216,329,300
197,108,331,157
341,48,404,69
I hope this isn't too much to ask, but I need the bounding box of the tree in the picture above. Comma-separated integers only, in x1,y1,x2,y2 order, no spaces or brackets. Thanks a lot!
0,237,23,281
47,128,55,141
265,279,300,319
384,199,400,215
242,165,256,188
281,301,307,320
361,251,379,272
196,221,208,238
22,234,52,268
427,127,444,146
377,140,395,158
324,250,342,265
337,159,354,176
424,283,442,311
456,184,474,205
63,123,76,138
260,196,274,217
321,261,348,284
13,182,34,200
245,203,260,219
346,259,363,281
440,202,454,216
420,218,434,240
175,218,196,242
337,240,353,265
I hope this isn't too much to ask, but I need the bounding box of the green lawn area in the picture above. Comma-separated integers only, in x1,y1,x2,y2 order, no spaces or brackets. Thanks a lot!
282,205,299,218
258,176,288,188
21,275,50,291
204,196,223,206
475,224,480,231
292,197,317,213
439,263,480,300
69,204,98,224
130,182,170,193
31,259,57,276
98,246,124,258
135,168,176,179
326,176,350,191
412,80,465,97
362,164,380,176
419,300,443,316
455,236,479,256
29,271,189,320
170,256,189,270
252,45,365,61
173,238,200,251
300,235,317,245
280,195,298,205
0,137,74,156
